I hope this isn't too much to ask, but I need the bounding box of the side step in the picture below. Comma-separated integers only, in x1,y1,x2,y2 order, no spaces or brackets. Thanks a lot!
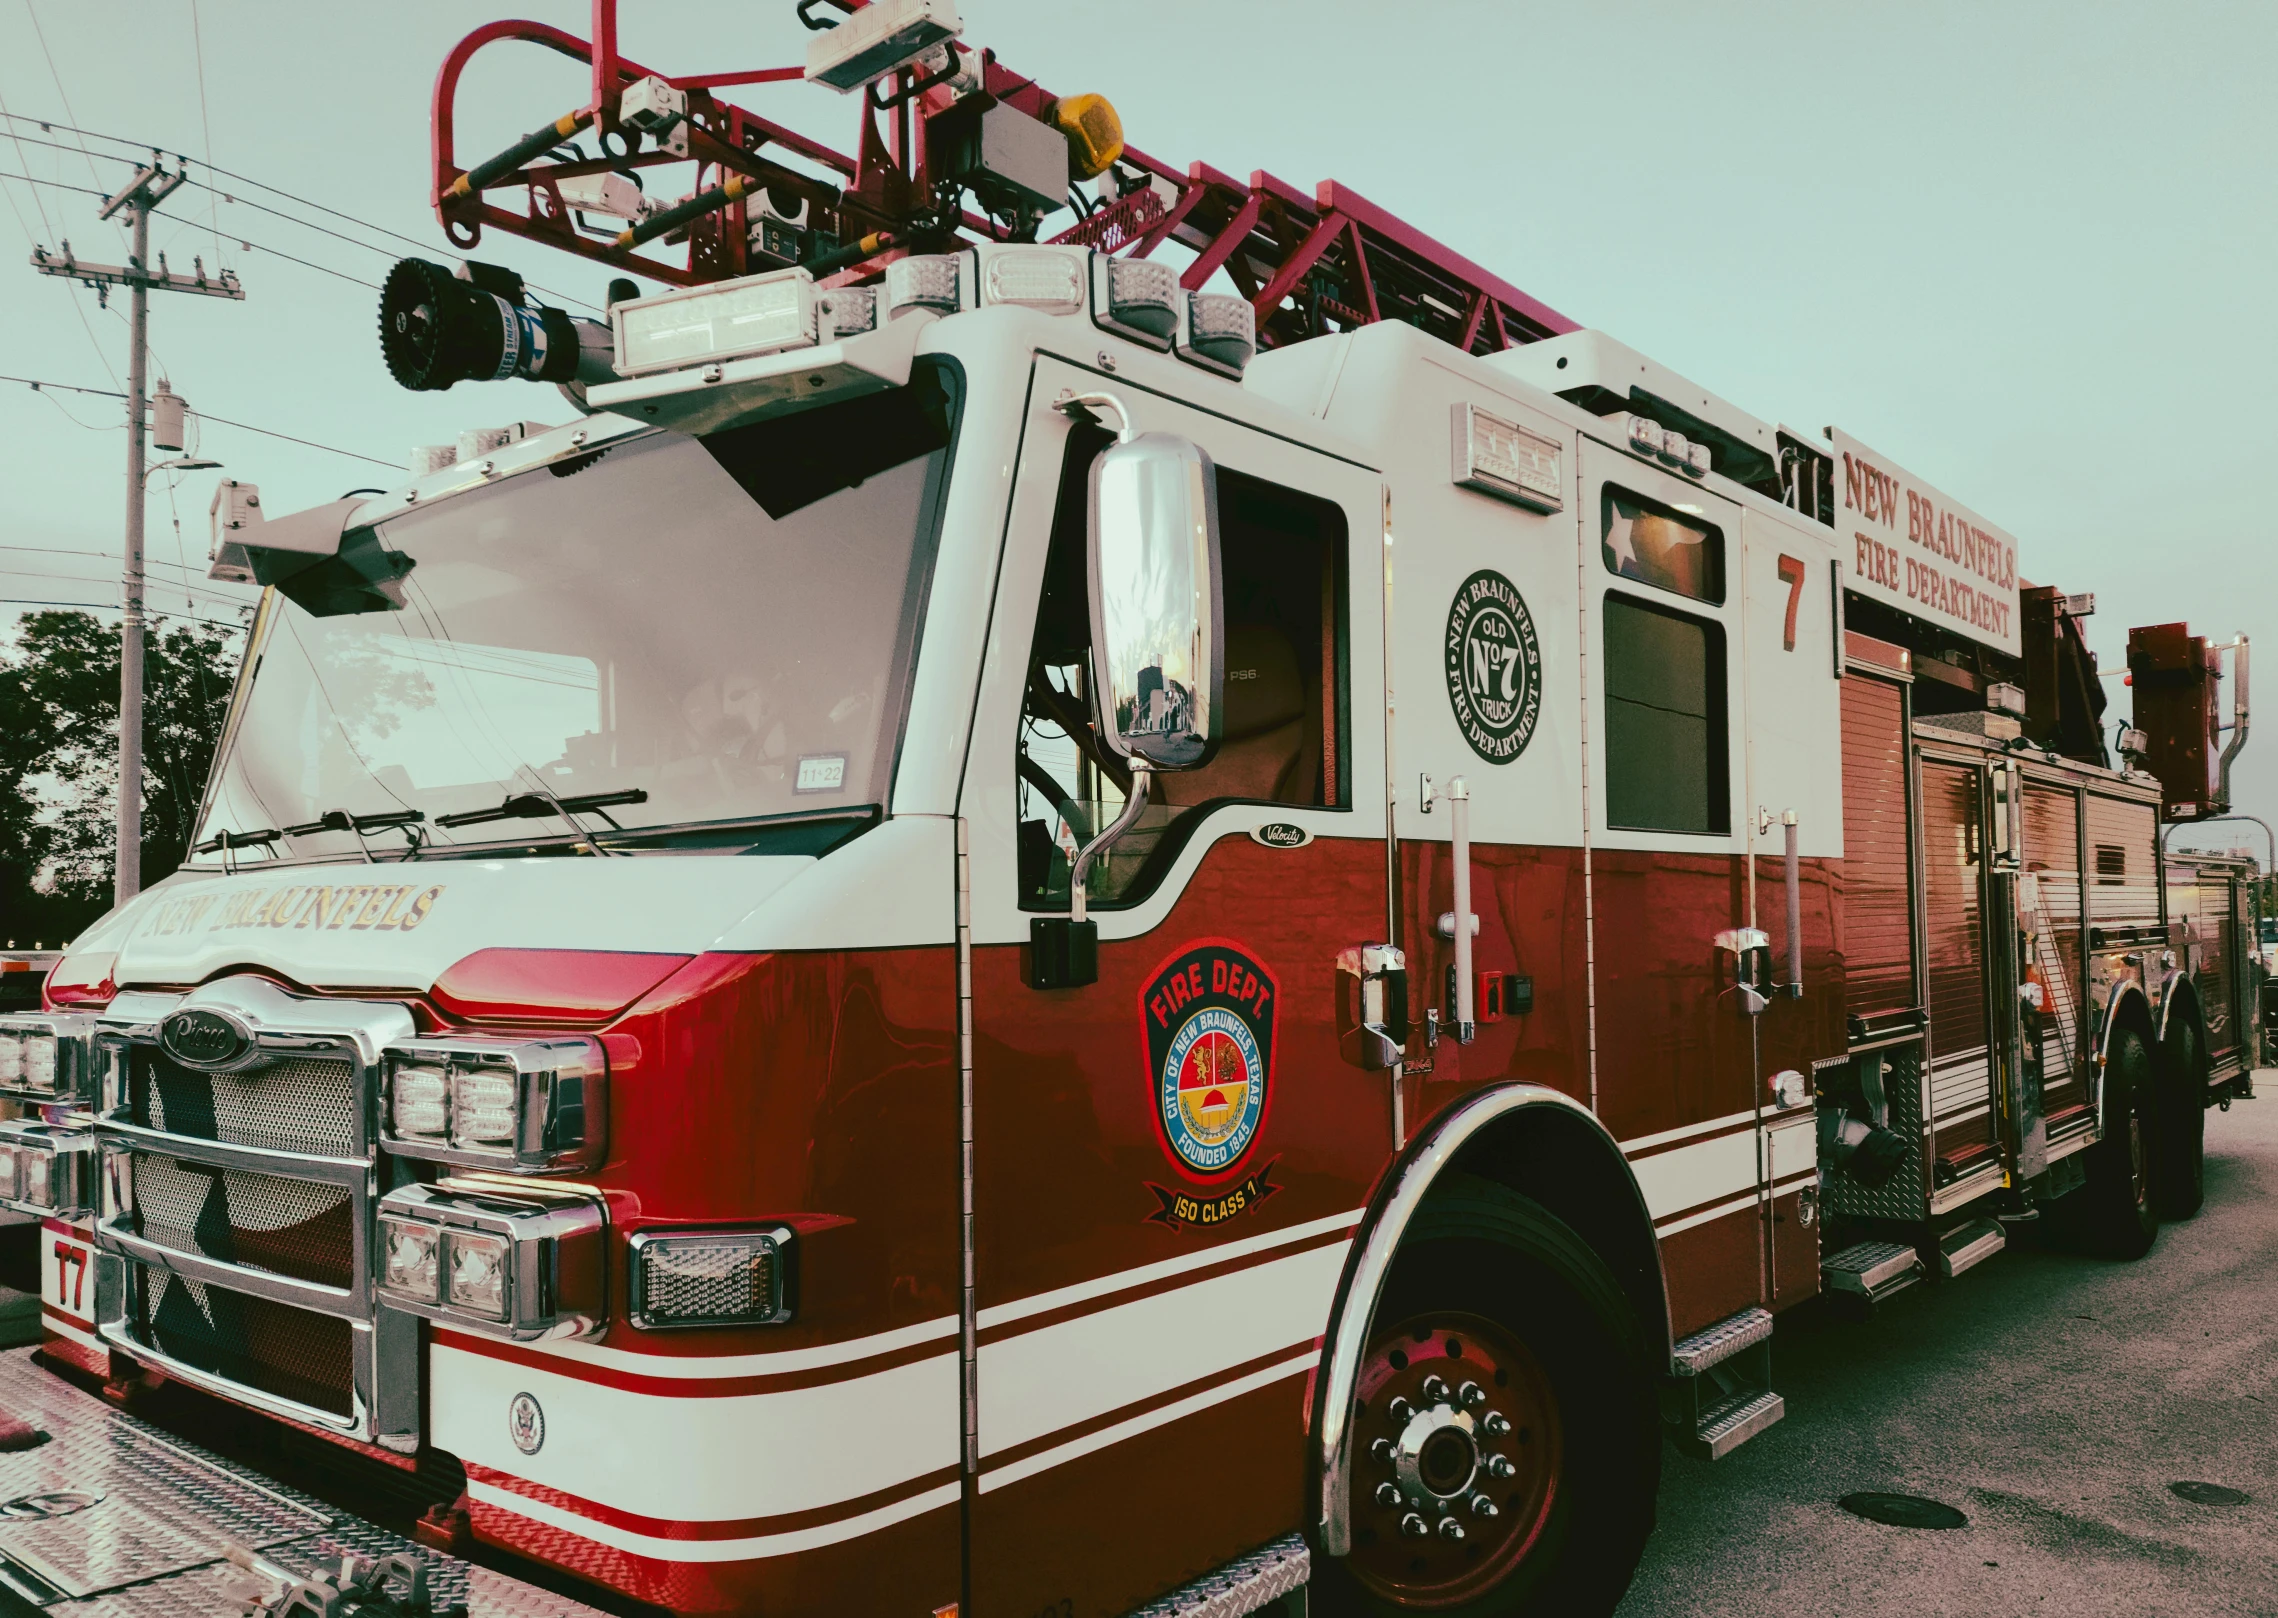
1823,1239,1926,1305
1664,1306,1783,1460
1937,1217,2006,1280
1127,1531,1309,1618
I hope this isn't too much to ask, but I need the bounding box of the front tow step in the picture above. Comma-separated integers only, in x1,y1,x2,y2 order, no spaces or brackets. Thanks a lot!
1664,1306,1784,1459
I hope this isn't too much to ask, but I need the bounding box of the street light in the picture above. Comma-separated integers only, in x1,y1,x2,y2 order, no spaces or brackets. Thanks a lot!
144,457,221,482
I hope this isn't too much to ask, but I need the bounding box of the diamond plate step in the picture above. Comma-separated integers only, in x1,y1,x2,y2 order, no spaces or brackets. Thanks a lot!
0,1347,607,1616
1688,1388,1785,1460
1937,1217,2007,1280
1822,1239,1925,1299
1126,1531,1309,1618
1670,1306,1772,1376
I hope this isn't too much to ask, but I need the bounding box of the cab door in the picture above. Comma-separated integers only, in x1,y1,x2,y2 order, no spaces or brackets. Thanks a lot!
1737,505,1845,1301
959,356,1388,1616
1577,437,1765,1332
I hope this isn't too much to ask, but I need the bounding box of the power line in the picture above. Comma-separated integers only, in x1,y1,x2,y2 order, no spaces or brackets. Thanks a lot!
0,374,400,470
190,411,400,470
0,110,605,312
186,0,224,269
18,1,110,200
0,596,250,630
0,372,122,397
227,230,378,289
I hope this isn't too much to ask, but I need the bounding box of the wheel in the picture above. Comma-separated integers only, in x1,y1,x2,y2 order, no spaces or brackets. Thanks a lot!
2061,1024,2160,1259
1312,1178,1659,1618
2156,1014,2207,1220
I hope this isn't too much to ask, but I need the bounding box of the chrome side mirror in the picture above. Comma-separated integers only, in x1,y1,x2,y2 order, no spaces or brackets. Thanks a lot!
1086,426,1223,772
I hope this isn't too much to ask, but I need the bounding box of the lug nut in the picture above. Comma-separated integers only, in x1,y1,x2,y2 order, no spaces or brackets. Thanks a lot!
1400,1512,1430,1539
1458,1380,1487,1408
1470,1492,1500,1519
1370,1437,1395,1465
1481,1411,1512,1437
1387,1397,1415,1425
1486,1453,1517,1479
1438,1517,1467,1542
1375,1482,1402,1507
1421,1375,1451,1403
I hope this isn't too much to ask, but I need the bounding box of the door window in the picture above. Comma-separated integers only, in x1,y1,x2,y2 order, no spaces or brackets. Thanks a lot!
1603,485,1724,604
1015,431,1349,908
1603,591,1728,834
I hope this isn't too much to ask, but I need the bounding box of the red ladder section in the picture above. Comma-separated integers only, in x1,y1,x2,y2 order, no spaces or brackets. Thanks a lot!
430,1,1576,353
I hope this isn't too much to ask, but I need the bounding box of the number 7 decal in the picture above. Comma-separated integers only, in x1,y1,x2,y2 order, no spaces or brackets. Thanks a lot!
1777,555,1808,652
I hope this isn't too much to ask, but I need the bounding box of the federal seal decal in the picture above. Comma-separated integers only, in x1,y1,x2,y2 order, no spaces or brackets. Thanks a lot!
1140,941,1277,1185
508,1391,545,1456
1445,568,1542,763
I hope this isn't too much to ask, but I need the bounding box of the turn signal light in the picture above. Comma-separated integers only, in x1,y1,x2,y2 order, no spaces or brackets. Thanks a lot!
628,1227,796,1329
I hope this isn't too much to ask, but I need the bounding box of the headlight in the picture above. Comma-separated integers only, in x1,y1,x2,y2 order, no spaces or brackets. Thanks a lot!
380,1215,443,1303
629,1227,796,1330
0,1016,94,1103
375,1183,605,1342
389,1062,450,1140
0,1121,96,1215
446,1228,512,1319
379,1038,605,1173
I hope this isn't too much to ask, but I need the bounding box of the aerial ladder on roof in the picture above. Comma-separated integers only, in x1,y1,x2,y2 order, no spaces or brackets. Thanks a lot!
425,0,1575,355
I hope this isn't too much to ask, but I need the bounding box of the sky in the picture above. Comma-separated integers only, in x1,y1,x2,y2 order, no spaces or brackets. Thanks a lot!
0,0,2273,846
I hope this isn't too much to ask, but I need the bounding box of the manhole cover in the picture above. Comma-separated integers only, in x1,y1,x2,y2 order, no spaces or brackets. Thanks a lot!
1839,1492,1969,1529
2170,1481,2249,1506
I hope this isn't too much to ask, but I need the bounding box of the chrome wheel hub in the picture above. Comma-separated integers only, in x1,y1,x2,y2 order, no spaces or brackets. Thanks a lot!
1347,1311,1564,1606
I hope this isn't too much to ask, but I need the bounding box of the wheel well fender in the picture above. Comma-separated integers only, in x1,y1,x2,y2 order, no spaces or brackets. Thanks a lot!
2097,981,2157,1127
2154,971,2202,1052
1307,1082,1665,1556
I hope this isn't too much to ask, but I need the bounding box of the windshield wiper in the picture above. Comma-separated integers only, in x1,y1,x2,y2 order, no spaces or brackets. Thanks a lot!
434,787,648,838
194,825,281,856
283,807,428,862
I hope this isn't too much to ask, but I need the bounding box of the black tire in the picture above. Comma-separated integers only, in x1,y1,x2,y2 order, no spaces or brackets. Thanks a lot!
2064,1024,2161,1259
1311,1178,1660,1618
2157,1013,2208,1220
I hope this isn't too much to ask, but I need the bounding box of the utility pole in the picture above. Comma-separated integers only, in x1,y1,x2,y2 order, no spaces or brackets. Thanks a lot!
29,158,245,904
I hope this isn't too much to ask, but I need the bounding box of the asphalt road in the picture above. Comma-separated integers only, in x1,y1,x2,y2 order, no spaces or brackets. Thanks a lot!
1621,1081,2278,1618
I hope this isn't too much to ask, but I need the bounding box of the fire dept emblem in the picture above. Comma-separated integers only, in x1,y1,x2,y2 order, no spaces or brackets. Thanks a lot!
1445,568,1542,763
1141,942,1277,1183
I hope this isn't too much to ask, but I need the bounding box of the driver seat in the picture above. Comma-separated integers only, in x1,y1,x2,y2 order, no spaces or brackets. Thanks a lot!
1157,622,1314,807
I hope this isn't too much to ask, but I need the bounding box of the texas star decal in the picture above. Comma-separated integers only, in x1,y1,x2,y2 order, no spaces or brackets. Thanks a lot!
1141,942,1278,1187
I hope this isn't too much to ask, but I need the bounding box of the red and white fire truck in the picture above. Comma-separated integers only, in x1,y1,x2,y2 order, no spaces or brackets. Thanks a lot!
0,4,2265,1615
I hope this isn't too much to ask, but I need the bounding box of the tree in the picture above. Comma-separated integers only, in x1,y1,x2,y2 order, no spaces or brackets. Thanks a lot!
0,610,246,942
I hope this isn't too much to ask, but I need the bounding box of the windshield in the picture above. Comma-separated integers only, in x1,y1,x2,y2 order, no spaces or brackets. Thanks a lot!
194,377,953,860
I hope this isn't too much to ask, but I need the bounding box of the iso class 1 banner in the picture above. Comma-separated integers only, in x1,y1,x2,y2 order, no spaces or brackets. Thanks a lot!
1830,426,2020,657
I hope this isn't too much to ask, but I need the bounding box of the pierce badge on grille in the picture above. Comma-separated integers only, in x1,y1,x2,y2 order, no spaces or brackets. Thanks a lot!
158,1007,258,1071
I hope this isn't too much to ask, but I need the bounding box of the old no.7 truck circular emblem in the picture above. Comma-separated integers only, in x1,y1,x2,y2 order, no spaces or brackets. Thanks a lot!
1446,568,1542,763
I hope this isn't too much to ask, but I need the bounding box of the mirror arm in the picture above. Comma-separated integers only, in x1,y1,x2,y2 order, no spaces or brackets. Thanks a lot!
1026,667,1132,795
1056,390,1137,443
1069,764,1153,924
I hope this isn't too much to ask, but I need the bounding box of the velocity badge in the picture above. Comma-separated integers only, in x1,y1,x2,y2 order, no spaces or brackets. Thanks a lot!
1142,941,1277,1182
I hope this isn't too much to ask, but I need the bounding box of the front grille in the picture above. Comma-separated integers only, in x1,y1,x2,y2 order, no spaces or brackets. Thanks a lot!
144,1270,355,1418
132,1152,355,1291
133,1050,359,1156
